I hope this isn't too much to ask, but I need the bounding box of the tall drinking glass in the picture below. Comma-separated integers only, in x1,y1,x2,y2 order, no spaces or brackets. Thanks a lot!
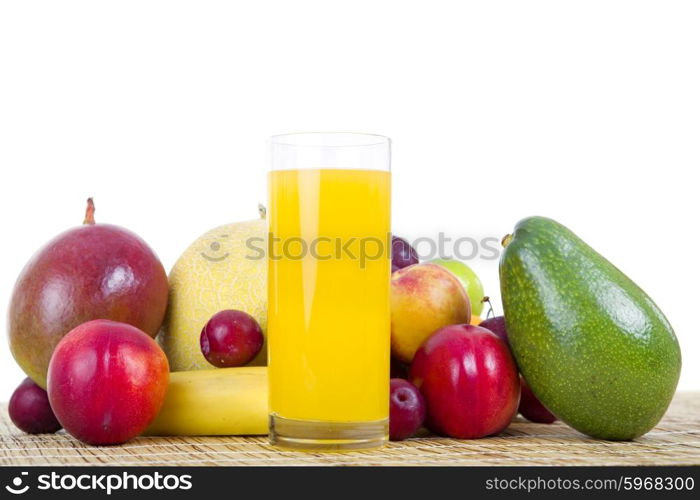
267,133,391,450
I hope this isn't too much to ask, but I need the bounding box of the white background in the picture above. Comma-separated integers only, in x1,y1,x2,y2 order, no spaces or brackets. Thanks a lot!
1,1,698,400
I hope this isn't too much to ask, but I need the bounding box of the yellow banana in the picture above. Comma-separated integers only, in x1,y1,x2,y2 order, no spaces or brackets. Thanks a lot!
146,366,268,436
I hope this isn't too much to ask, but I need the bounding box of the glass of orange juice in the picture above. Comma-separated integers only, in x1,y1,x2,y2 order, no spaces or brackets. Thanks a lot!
267,132,391,450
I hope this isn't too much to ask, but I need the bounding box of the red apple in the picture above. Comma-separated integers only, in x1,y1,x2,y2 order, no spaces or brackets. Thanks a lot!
410,324,520,439
519,376,557,424
8,378,62,434
47,319,169,445
389,379,426,440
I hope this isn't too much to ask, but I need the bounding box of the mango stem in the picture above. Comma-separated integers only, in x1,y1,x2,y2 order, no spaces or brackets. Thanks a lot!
501,233,513,247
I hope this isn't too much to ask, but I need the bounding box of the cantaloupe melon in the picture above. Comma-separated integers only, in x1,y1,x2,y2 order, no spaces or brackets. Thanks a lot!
159,207,267,371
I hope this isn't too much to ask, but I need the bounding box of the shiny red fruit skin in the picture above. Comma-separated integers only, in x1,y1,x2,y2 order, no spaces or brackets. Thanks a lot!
200,310,264,368
478,316,509,345
8,378,62,434
9,223,169,387
47,319,169,445
389,378,426,440
410,324,520,439
519,376,557,424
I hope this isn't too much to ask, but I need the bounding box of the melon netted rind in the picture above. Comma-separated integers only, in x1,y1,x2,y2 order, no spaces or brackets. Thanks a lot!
159,219,267,371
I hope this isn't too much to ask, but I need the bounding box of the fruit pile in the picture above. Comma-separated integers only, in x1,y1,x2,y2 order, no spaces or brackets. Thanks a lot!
387,239,542,440
387,219,681,442
5,200,681,446
7,200,272,443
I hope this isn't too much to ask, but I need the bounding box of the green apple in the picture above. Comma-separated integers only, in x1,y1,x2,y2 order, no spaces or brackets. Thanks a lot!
428,259,484,316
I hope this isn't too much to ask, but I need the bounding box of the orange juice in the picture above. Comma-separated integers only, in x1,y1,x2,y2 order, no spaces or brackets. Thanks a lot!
267,168,391,424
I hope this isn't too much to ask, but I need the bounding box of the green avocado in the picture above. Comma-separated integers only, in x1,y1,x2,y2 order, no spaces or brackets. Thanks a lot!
499,216,681,440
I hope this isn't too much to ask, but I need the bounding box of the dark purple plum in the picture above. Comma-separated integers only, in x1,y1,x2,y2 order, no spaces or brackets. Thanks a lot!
9,378,61,434
391,236,419,273
519,377,557,423
200,310,264,367
479,316,509,346
389,378,426,440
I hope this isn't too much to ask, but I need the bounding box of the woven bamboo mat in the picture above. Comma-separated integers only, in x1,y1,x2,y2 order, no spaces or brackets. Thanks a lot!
1,392,698,466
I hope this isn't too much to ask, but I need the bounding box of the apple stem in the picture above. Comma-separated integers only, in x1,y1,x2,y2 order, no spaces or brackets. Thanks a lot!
83,198,96,225
258,204,266,219
501,234,513,248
